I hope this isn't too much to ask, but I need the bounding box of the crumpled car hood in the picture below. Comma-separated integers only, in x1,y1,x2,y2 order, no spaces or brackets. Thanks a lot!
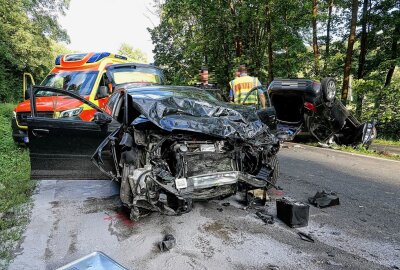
127,86,275,143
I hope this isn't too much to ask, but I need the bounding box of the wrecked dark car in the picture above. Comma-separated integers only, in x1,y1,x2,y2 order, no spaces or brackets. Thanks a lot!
27,85,280,220
266,78,376,146
93,86,281,220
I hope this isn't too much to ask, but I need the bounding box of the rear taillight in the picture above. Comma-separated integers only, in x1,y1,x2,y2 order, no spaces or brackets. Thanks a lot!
304,102,316,112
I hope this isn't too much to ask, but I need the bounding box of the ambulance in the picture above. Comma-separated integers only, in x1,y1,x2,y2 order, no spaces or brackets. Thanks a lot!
12,52,128,143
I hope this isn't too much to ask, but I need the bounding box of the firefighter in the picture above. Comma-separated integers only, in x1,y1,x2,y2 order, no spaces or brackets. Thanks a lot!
229,65,266,108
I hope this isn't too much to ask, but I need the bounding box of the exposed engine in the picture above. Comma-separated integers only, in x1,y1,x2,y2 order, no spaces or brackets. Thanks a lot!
113,127,280,220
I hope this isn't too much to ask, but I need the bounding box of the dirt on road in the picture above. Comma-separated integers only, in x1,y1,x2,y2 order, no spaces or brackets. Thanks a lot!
8,145,400,270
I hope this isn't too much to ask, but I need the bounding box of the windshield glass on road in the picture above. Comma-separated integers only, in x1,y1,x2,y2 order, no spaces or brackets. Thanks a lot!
110,66,164,85
39,71,99,96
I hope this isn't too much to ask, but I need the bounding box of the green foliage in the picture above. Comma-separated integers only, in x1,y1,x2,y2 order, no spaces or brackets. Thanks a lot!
0,0,70,103
150,0,400,139
118,43,148,63
374,138,400,145
149,0,312,89
0,104,32,265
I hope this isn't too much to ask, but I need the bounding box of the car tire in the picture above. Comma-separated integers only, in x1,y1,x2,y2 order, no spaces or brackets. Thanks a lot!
321,77,336,102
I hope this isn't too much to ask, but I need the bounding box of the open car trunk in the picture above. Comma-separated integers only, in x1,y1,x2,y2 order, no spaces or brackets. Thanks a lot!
270,93,304,140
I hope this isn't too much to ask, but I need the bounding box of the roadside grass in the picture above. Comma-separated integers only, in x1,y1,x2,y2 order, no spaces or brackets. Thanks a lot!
0,103,33,267
304,141,400,161
374,138,400,146
332,145,400,161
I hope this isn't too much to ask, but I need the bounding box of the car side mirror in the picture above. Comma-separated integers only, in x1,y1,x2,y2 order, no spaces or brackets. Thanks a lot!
93,112,112,125
96,86,109,99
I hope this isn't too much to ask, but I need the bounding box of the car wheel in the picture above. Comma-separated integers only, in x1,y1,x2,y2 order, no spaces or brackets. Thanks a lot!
266,154,280,187
321,77,336,102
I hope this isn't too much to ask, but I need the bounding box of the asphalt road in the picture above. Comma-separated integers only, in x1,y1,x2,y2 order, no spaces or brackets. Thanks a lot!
9,144,400,270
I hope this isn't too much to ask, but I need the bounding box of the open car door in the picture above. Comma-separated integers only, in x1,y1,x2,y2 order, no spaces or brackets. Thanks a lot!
241,86,277,130
23,73,35,100
27,86,120,180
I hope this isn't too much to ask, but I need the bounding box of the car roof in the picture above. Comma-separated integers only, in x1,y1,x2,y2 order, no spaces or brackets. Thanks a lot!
107,62,163,71
124,85,198,92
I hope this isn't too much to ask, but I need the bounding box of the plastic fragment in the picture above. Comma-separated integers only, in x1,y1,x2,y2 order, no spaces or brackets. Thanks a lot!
308,190,340,208
256,210,274,224
159,234,176,252
297,231,314,243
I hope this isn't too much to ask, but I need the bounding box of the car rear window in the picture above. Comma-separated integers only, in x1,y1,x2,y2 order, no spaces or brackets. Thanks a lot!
110,67,164,85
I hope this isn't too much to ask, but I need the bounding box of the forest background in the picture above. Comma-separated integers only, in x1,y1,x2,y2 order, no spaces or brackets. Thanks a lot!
1,0,399,139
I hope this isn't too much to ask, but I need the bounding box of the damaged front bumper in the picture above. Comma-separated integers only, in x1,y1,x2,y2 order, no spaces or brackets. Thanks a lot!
123,165,274,220
180,170,270,200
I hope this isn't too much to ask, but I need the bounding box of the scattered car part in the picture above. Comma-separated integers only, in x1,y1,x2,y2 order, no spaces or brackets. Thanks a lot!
308,191,340,208
276,198,309,228
256,210,274,224
56,251,128,270
297,232,315,243
159,234,176,252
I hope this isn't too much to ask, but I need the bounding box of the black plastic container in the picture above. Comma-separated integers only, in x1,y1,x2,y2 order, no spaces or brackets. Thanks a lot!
276,197,309,228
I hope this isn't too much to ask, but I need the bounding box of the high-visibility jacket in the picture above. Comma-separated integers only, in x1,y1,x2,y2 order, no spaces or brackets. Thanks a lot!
229,75,261,104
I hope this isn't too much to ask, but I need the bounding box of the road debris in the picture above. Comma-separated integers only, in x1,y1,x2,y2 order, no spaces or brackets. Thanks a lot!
326,251,335,257
326,259,343,266
158,234,176,252
256,210,274,224
57,251,128,270
297,232,315,243
276,198,309,228
308,191,340,208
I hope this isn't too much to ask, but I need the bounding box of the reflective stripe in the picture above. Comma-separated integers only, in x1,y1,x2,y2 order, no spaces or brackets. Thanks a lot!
231,75,260,104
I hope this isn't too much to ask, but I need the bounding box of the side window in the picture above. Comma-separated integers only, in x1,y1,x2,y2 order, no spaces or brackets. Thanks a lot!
31,87,100,122
98,72,107,88
104,93,119,116
95,72,111,100
113,95,125,123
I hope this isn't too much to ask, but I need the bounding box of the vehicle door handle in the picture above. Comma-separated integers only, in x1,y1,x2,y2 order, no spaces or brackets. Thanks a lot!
32,128,49,137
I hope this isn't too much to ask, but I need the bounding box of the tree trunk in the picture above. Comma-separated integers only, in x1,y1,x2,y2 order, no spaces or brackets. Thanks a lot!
355,0,370,118
375,23,399,111
341,0,359,105
266,4,274,84
384,23,400,87
229,0,243,57
312,0,320,76
324,0,333,73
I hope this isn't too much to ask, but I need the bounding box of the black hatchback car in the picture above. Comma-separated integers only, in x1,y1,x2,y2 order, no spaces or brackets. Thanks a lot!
241,78,376,147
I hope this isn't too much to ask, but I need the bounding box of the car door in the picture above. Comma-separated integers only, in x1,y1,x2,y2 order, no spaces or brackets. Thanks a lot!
27,86,120,180
241,86,277,130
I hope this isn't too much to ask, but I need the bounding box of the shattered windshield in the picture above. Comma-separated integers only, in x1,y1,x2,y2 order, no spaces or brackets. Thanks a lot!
39,71,98,96
110,66,164,85
128,87,220,103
